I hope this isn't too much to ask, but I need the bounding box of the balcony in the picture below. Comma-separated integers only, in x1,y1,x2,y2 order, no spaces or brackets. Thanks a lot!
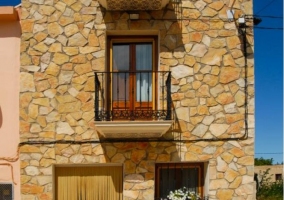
98,0,170,11
94,71,173,139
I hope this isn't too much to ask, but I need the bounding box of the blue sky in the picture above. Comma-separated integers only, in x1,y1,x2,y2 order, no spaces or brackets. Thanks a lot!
1,0,283,163
254,0,283,164
0,0,19,6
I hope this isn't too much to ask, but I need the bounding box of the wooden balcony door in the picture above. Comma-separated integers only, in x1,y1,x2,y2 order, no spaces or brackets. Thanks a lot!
111,42,153,115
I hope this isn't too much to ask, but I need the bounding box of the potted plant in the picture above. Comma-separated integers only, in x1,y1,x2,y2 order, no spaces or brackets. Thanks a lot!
167,187,201,200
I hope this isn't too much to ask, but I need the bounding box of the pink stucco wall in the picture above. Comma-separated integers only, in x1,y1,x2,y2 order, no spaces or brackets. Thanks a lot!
0,6,21,200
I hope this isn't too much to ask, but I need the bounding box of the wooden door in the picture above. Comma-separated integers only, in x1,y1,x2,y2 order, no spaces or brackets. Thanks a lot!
111,42,153,119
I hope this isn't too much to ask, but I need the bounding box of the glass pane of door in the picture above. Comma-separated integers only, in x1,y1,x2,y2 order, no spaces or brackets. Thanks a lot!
112,44,130,103
136,43,152,102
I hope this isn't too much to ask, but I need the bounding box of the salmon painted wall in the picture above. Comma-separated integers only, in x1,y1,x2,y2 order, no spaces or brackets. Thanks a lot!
0,6,21,200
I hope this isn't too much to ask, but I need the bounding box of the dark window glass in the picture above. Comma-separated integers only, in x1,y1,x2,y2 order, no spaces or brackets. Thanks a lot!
0,184,13,200
155,163,203,199
275,174,282,181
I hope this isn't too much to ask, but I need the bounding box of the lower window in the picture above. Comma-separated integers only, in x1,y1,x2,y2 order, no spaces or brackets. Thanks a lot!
0,183,13,200
55,165,123,200
275,173,282,181
155,163,204,199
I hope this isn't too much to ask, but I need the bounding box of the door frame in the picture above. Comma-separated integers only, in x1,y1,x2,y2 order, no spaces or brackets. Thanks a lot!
107,35,158,119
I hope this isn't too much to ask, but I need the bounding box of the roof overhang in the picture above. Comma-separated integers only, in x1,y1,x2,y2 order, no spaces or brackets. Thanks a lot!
0,6,20,21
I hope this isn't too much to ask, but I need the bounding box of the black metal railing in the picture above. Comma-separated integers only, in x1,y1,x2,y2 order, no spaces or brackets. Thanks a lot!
94,71,172,121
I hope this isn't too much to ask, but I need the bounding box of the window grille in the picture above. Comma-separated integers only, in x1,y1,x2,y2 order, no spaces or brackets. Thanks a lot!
155,163,208,200
0,183,13,200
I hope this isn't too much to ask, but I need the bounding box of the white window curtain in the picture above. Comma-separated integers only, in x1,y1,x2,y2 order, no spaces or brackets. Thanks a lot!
136,44,152,102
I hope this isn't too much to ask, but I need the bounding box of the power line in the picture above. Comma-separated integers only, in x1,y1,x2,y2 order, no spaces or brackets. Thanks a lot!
255,153,283,154
255,15,283,19
255,0,278,15
254,26,283,30
245,25,283,30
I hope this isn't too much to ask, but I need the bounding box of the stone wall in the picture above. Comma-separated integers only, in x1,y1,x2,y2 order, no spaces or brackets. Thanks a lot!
20,0,255,199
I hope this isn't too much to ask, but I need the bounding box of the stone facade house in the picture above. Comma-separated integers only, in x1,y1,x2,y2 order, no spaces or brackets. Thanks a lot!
20,0,255,199
0,5,21,200
255,165,283,183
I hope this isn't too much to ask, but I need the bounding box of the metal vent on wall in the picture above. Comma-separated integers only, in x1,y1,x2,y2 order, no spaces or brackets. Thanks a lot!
0,183,13,200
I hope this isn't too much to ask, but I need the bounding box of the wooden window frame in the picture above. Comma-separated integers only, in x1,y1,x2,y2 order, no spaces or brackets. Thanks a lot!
106,35,158,118
155,162,204,198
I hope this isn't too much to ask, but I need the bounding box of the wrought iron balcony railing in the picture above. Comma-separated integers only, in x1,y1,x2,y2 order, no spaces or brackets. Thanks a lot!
94,71,172,121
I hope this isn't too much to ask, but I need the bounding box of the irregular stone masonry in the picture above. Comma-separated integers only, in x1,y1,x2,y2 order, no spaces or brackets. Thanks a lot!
20,0,255,199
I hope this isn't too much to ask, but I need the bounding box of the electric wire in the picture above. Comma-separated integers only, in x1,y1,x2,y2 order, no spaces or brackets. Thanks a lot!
254,26,283,30
128,15,281,22
254,15,283,19
242,25,283,30
255,153,283,154
130,16,283,30
255,0,279,15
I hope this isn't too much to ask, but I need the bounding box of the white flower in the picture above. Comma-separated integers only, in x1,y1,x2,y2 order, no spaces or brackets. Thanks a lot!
167,187,201,200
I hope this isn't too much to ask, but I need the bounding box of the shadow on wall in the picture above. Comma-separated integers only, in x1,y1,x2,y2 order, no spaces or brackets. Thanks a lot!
0,106,2,128
99,1,183,56
96,2,185,174
0,21,21,38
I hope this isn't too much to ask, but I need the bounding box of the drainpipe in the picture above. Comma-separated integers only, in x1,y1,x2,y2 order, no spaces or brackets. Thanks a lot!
238,16,248,138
